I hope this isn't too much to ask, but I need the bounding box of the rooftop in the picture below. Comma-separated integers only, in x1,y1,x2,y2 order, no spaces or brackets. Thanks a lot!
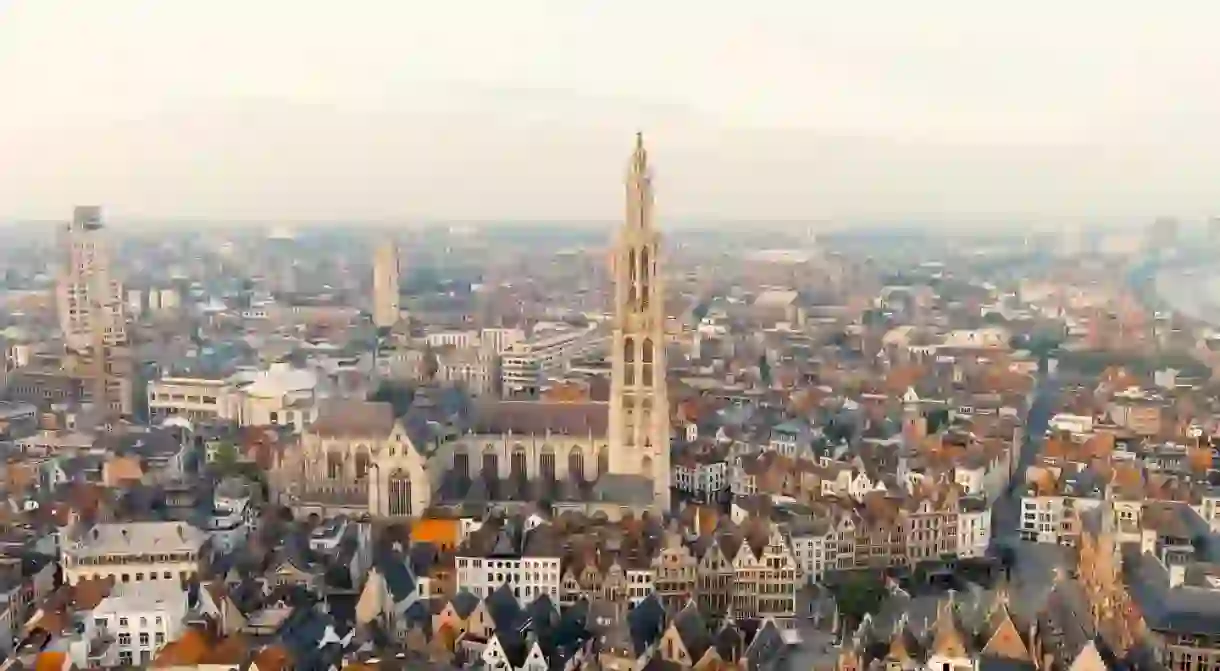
63,521,207,557
231,362,318,399
95,580,189,613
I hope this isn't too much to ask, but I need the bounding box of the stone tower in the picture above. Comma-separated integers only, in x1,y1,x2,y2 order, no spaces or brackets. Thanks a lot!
372,237,400,329
608,133,671,510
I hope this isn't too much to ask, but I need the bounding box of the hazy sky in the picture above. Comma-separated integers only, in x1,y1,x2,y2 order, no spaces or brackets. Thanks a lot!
3,1,1220,223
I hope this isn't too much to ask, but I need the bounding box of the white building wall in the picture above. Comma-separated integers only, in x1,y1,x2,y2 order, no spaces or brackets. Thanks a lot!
455,555,561,604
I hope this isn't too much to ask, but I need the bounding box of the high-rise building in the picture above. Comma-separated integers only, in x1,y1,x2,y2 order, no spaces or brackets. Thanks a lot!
372,238,400,329
56,206,125,352
607,133,671,510
55,206,134,416
1146,216,1179,255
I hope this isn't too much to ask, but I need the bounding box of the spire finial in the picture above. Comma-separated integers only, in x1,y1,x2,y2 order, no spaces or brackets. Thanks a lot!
629,131,649,178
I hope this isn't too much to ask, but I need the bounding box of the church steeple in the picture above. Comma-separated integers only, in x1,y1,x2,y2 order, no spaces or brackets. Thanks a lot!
625,131,654,232
629,131,649,180
608,133,671,511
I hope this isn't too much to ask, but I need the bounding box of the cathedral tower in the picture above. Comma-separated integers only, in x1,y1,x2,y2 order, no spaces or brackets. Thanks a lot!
372,237,400,329
608,133,671,510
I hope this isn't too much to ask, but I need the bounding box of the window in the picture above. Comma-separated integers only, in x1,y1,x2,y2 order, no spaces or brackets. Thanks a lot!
140,633,150,646
140,617,147,627
119,651,132,665
119,617,129,627
119,633,131,646
155,632,164,645
94,618,106,630
155,616,162,625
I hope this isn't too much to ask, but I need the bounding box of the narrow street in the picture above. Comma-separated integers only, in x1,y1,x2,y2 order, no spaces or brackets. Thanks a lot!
992,374,1057,548
989,372,1070,608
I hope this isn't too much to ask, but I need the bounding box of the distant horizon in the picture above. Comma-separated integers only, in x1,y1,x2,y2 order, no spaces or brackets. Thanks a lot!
0,214,1179,234
7,3,1220,221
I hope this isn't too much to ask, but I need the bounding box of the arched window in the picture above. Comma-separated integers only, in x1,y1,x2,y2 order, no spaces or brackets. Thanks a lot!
388,470,412,516
641,337,654,385
629,249,637,280
639,247,650,308
569,447,585,482
354,447,370,481
540,445,556,482
597,446,609,478
327,452,344,480
454,445,470,478
624,337,636,386
482,446,499,482
511,445,528,480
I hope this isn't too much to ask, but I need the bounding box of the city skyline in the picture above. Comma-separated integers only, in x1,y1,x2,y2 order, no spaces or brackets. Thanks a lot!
6,2,1220,222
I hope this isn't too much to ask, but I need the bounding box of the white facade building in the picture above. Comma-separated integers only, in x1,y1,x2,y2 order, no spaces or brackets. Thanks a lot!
456,554,562,604
788,527,831,585
207,478,257,556
426,330,481,349
500,324,603,398
1020,494,1103,544
60,521,208,586
92,581,189,667
957,499,991,558
147,376,228,423
672,460,727,500
147,362,326,430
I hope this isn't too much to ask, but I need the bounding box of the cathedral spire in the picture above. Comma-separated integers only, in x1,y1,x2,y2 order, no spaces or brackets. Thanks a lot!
630,131,648,177
626,132,653,231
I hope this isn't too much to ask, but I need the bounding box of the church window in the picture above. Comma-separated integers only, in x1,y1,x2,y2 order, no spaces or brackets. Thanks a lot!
355,448,370,480
569,447,585,482
388,469,412,516
624,337,636,385
628,249,637,280
641,338,654,384
540,446,556,481
482,448,499,482
511,445,528,480
327,452,343,480
639,247,650,308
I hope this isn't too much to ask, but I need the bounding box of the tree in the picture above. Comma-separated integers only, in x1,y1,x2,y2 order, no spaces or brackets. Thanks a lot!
926,408,950,434
982,311,1008,325
758,355,772,386
369,382,416,417
419,345,439,382
213,441,240,470
692,301,711,322
831,572,888,631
